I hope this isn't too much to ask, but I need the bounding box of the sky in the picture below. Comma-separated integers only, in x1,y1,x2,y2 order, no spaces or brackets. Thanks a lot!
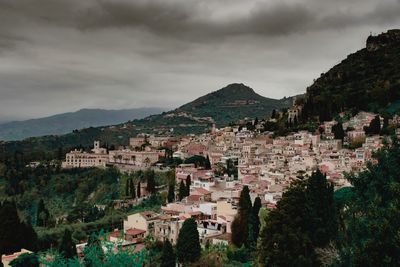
0,0,399,122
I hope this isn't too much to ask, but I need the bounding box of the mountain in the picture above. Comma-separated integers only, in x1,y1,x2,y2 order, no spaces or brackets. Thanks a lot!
0,108,165,141
176,83,293,126
302,29,400,121
0,84,293,157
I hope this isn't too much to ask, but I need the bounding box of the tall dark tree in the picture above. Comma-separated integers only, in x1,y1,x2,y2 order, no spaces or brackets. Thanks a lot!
271,109,277,119
365,115,381,135
167,183,175,203
231,186,252,247
338,140,400,266
178,180,186,201
0,201,22,255
125,179,130,197
332,122,345,140
130,179,136,199
137,181,141,198
58,229,77,259
145,169,156,194
160,239,176,267
251,197,262,243
176,218,201,265
205,155,211,170
306,170,337,247
36,199,49,227
258,181,318,266
9,253,39,267
185,175,191,196
83,233,104,267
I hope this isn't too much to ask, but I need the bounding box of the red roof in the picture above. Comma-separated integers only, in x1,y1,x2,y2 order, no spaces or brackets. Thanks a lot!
192,187,210,195
125,228,146,236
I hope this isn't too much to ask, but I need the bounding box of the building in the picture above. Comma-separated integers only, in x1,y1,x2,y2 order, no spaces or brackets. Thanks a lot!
62,141,109,168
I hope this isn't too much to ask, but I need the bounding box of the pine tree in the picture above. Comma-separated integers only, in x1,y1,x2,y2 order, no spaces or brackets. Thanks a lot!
178,180,186,201
59,229,77,259
185,175,191,196
177,218,201,265
160,239,176,267
137,181,141,198
167,183,175,203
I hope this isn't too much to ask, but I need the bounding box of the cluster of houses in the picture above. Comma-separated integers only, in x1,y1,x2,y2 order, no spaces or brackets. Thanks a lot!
58,110,393,253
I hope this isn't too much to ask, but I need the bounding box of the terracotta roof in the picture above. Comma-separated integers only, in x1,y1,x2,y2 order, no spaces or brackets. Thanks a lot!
125,228,146,236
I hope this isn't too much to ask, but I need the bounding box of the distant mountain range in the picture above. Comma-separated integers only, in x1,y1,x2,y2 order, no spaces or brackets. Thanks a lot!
0,108,165,141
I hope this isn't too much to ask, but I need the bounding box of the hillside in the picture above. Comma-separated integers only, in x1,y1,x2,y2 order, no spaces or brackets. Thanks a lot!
0,84,292,158
0,108,164,141
176,83,292,126
302,29,400,121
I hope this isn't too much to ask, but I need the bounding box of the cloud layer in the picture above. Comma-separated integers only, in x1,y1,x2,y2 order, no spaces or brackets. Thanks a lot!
0,0,399,121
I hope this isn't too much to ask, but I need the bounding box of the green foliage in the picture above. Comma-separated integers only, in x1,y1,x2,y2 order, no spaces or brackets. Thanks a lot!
167,183,175,203
364,115,381,135
58,229,77,259
178,181,186,201
336,139,400,266
332,122,345,140
160,240,176,267
258,171,338,266
9,253,39,267
144,169,156,195
231,186,252,247
176,218,201,264
0,200,38,255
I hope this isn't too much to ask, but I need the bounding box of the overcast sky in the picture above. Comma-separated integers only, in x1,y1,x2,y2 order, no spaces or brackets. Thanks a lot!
0,0,399,122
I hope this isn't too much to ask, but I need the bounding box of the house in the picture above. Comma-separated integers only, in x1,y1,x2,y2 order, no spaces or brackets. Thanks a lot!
123,211,160,236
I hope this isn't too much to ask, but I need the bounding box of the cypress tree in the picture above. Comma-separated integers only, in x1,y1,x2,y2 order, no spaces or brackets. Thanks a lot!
176,218,201,265
160,239,176,267
167,183,175,203
137,181,141,198
130,179,136,199
252,197,262,242
205,155,211,169
178,181,186,201
59,229,77,259
185,175,191,196
0,201,22,255
332,122,345,140
145,169,156,194
271,109,277,119
125,179,130,197
36,199,49,227
231,186,252,247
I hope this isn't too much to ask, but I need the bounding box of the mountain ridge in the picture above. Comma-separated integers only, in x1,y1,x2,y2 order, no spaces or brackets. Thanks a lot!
0,107,165,141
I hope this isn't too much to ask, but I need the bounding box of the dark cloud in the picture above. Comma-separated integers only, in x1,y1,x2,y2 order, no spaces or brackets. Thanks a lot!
0,0,399,120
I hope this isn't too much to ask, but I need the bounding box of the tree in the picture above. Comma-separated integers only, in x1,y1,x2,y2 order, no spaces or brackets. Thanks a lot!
332,122,345,140
271,109,277,119
337,140,400,266
251,197,262,244
84,233,105,267
205,155,211,170
36,199,50,227
145,169,156,194
177,218,201,265
9,253,39,267
137,181,141,198
185,175,191,196
306,170,337,247
178,180,186,201
365,115,381,135
258,181,318,266
125,179,130,197
58,229,77,259
231,186,252,247
130,179,136,199
167,183,175,203
0,201,22,255
160,239,176,267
